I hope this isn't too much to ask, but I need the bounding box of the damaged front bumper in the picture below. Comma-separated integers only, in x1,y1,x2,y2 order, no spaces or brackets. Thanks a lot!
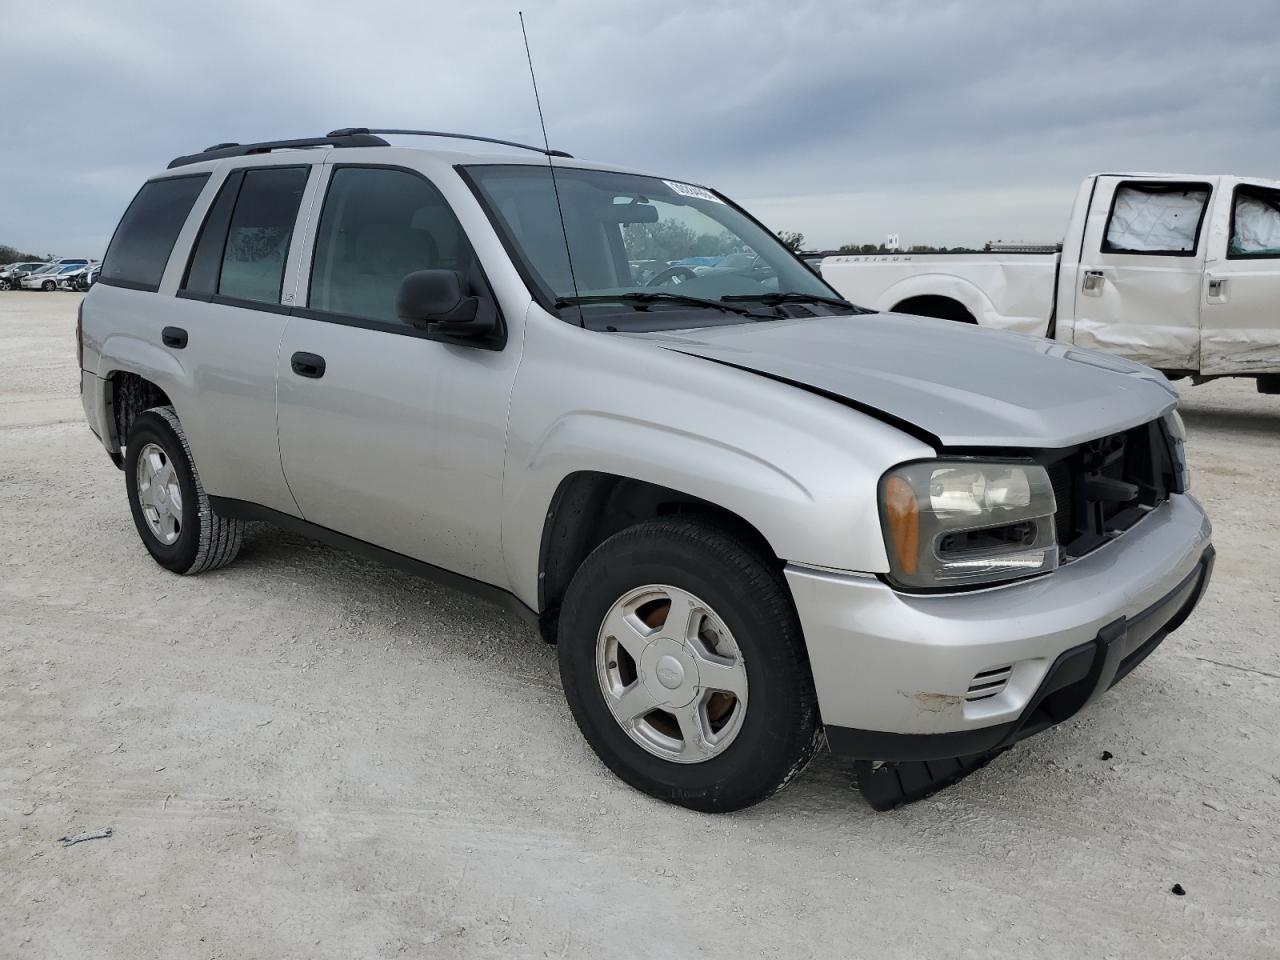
785,493,1213,763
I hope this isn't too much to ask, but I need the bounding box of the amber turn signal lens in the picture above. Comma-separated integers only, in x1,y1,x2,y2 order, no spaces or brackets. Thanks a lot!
883,475,919,575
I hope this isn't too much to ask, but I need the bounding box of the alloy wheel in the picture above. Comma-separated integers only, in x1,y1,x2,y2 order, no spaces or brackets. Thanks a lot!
595,584,748,763
136,442,183,545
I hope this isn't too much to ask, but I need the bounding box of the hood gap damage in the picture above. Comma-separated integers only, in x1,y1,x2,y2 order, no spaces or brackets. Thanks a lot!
666,349,942,448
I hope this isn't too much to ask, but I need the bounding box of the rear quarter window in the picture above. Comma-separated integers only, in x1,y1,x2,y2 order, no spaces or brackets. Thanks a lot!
100,175,209,291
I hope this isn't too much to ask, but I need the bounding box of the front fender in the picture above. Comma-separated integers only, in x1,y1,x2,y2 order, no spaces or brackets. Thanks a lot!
500,313,935,610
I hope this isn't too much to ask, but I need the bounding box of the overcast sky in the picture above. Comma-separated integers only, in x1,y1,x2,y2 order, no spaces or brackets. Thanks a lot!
3,0,1278,256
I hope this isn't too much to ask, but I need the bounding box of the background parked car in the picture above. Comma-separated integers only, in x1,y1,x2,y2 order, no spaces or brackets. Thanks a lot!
21,263,84,291
58,264,98,290
71,264,101,291
0,261,49,290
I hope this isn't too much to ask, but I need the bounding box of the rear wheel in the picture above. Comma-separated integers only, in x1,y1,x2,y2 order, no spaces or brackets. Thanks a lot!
124,406,244,574
558,518,821,812
41,279,55,291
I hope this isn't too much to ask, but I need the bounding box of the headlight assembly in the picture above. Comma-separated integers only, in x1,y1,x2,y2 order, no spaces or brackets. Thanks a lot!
879,461,1059,590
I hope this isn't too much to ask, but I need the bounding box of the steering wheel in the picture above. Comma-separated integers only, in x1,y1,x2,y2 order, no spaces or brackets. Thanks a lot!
646,266,697,287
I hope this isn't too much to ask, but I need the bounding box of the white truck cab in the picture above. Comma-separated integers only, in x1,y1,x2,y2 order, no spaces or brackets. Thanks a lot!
822,173,1280,391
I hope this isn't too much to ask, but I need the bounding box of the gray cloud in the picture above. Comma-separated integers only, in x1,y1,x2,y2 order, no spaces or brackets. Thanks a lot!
2,0,1277,254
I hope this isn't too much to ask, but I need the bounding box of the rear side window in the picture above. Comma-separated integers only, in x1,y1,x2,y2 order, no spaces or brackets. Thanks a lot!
308,166,477,324
1229,185,1280,259
1102,182,1210,257
216,167,309,304
182,169,243,297
100,175,208,291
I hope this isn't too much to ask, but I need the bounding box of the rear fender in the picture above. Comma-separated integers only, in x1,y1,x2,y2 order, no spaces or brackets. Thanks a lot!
878,274,997,327
95,334,190,450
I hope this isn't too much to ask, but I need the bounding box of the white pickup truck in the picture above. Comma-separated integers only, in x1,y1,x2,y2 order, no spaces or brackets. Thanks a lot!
821,173,1280,391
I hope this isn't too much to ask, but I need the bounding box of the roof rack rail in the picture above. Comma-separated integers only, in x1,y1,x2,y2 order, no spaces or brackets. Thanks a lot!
166,132,391,169
326,127,573,159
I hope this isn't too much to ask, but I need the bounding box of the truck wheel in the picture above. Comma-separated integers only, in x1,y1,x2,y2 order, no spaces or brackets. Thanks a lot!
558,518,821,812
124,406,244,574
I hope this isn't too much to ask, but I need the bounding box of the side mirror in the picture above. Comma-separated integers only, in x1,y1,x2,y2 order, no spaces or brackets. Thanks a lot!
396,269,497,342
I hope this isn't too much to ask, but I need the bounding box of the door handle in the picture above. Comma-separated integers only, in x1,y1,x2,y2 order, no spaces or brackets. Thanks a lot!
1207,277,1228,302
161,326,188,349
1081,270,1105,296
290,351,326,379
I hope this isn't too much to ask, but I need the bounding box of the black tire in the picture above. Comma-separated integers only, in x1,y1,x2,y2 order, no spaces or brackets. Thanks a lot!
124,406,244,574
41,280,55,291
558,518,821,812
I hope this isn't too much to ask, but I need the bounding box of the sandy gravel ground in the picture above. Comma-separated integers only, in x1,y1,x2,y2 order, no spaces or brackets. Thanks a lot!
2,291,1277,959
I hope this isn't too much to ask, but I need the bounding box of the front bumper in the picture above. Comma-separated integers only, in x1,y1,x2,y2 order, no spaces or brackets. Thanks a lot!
785,493,1213,760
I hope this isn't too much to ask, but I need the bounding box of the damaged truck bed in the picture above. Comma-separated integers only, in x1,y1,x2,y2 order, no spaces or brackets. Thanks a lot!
821,172,1280,391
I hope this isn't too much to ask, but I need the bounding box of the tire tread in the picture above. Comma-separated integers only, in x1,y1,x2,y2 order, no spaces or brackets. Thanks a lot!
139,406,245,574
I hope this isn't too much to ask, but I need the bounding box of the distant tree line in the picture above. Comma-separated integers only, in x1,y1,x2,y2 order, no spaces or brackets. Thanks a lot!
835,242,985,254
0,244,50,264
624,220,748,262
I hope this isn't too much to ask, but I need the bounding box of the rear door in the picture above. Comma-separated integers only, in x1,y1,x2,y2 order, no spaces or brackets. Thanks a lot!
169,161,318,515
1071,176,1215,372
1200,178,1280,375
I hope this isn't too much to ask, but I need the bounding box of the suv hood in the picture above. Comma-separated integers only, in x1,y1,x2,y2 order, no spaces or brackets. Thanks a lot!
649,312,1177,449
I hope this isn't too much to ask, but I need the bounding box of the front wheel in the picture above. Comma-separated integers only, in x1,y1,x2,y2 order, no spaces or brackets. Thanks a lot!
558,518,821,812
124,406,245,574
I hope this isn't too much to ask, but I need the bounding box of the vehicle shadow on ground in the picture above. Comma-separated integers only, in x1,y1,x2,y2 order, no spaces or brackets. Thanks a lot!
229,520,553,662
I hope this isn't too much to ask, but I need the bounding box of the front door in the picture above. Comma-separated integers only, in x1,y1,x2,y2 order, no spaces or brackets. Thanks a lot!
1200,178,1280,376
275,163,520,587
1071,176,1214,373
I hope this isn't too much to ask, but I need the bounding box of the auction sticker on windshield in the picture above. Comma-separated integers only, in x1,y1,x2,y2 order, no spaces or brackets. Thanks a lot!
664,180,722,203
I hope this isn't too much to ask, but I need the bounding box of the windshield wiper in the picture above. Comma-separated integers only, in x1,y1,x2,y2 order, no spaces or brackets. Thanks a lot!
555,292,763,317
721,292,866,312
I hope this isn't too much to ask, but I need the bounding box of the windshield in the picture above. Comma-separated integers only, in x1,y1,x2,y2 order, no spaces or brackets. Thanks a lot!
465,164,845,328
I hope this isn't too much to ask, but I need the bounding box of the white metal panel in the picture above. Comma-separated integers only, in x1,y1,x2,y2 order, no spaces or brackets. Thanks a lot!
1069,176,1215,371
1200,176,1280,374
821,254,1057,335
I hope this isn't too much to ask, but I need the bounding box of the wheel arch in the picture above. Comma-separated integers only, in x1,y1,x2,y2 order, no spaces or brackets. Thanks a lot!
94,335,189,454
891,294,977,324
535,471,781,643
877,274,994,326
102,369,174,460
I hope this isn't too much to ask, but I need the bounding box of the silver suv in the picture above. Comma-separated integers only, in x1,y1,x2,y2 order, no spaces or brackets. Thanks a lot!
78,129,1214,811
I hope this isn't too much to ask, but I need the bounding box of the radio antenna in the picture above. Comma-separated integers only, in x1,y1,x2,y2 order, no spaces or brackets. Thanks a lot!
519,11,582,320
